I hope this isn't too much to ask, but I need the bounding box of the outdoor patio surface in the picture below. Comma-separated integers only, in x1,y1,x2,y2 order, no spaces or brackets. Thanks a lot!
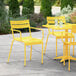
0,28,76,76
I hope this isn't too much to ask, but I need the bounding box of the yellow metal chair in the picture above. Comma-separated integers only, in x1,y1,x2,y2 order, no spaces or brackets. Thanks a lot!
7,20,44,66
44,16,66,55
44,16,74,57
61,24,76,71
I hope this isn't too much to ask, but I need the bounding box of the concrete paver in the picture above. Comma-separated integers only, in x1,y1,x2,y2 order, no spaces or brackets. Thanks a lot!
0,28,76,76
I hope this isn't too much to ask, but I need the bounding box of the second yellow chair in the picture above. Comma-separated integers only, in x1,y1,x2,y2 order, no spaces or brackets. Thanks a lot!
44,16,74,57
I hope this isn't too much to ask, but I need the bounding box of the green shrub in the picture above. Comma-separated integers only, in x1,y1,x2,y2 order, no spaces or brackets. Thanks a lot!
61,0,74,10
71,16,76,23
54,0,60,6
65,16,71,23
10,16,27,21
4,0,23,5
70,11,76,23
34,0,41,6
0,0,10,34
40,0,52,17
18,0,22,3
29,14,46,27
4,0,10,5
56,5,73,23
18,0,23,5
22,0,34,16
56,5,73,16
9,0,20,18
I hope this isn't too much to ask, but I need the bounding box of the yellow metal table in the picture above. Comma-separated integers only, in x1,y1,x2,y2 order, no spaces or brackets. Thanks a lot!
43,24,76,63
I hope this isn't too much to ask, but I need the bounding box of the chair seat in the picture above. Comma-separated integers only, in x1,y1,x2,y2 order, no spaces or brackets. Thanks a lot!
14,36,43,45
53,32,74,39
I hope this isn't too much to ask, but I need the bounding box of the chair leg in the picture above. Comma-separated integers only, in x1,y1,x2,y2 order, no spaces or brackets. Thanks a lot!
63,44,65,66
41,43,43,64
24,44,26,66
68,45,71,71
44,34,49,54
73,38,75,56
30,45,32,60
73,45,74,56
56,38,57,57
7,40,14,63
68,59,70,71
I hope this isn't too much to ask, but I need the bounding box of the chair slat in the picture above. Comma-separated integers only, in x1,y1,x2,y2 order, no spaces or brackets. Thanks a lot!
47,16,66,24
10,20,30,29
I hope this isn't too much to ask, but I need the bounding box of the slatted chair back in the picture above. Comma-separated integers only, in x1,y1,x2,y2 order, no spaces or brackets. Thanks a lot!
47,17,58,24
10,20,31,36
47,16,66,25
10,20,30,29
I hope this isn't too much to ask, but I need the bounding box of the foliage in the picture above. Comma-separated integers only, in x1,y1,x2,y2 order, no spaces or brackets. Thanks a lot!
22,0,34,16
0,0,10,34
40,0,52,17
4,0,10,5
18,0,22,3
34,0,41,6
56,5,73,16
70,11,76,23
10,16,27,21
61,0,74,10
18,0,23,5
50,0,57,6
4,0,23,5
29,14,46,27
9,0,20,18
54,0,60,6
34,0,57,6
34,0,40,2
56,5,73,23
61,5,72,14
65,16,71,23
71,16,76,23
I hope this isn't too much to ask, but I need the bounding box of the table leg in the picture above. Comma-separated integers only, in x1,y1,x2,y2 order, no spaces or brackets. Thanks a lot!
65,29,68,56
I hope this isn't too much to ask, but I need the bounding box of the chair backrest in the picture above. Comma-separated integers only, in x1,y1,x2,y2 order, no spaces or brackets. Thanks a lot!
10,20,30,29
10,20,32,36
72,24,76,33
58,16,66,24
47,17,58,24
47,16,66,25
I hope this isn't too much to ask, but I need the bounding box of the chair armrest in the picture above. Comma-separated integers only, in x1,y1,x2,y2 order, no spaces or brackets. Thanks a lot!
11,29,22,40
30,27,44,40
